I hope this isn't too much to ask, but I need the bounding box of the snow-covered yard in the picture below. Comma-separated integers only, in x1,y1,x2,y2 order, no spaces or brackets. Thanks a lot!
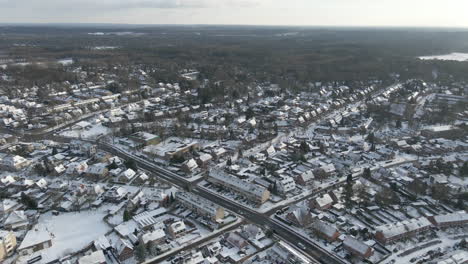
19,209,111,263
59,123,110,139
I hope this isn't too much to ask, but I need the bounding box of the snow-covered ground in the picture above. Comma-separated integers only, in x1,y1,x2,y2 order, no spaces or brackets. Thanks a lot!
59,123,110,139
17,208,112,263
419,52,468,62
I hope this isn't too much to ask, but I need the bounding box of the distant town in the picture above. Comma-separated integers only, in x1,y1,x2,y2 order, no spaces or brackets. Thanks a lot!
0,25,467,264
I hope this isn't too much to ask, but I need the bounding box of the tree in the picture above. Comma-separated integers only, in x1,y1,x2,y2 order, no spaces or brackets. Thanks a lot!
300,141,310,153
135,243,147,262
367,132,375,144
20,192,38,209
396,119,402,129
432,183,450,202
226,158,232,166
51,147,58,155
376,187,400,206
344,178,354,209
407,179,427,196
124,159,138,171
123,210,131,222
363,168,371,179
460,162,468,178
147,240,159,256
107,160,118,170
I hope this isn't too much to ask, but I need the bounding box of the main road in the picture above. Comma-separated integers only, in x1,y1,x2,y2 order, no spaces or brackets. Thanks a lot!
97,141,346,264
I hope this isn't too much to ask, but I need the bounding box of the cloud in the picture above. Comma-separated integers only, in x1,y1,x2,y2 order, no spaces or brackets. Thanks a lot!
0,0,261,10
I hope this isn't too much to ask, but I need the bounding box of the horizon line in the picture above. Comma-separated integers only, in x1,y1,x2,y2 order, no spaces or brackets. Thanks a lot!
1,22,468,30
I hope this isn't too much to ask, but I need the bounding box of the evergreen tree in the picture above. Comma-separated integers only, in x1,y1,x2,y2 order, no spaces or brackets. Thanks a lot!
344,179,354,209
124,159,138,170
396,119,402,129
52,147,58,155
107,160,118,170
123,210,131,222
20,192,38,209
226,158,232,166
460,162,468,178
135,243,147,262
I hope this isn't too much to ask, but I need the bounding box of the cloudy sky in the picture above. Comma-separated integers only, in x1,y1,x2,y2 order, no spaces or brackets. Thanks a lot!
0,0,467,27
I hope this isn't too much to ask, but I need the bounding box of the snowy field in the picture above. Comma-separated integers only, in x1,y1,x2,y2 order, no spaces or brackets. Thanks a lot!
419,52,468,61
20,209,111,263
59,123,110,139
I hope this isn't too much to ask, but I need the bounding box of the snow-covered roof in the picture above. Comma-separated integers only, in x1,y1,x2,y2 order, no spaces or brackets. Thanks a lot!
78,250,106,264
18,225,52,250
376,217,432,239
343,236,371,255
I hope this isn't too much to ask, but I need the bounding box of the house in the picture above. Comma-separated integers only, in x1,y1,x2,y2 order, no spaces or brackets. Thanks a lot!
114,238,134,262
0,230,17,260
176,192,225,222
0,199,20,216
296,170,314,186
428,212,468,228
17,227,52,256
343,236,374,259
117,168,137,183
226,232,248,249
140,228,166,246
0,155,30,171
276,176,296,194
182,159,198,174
286,205,314,227
85,163,109,180
78,250,106,264
312,220,340,242
374,217,433,244
311,194,334,210
129,132,161,147
4,210,29,230
208,170,270,205
197,153,213,168
168,221,187,238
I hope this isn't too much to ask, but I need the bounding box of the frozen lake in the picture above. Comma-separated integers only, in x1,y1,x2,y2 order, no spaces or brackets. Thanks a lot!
419,52,468,62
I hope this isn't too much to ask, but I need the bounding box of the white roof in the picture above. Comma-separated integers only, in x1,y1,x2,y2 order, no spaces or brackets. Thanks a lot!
18,225,52,250
141,228,166,244
376,217,432,239
343,236,371,255
78,250,106,264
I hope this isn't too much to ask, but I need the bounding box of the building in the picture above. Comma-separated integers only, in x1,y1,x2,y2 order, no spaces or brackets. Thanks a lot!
312,220,340,242
143,137,200,160
310,194,334,210
4,210,29,230
85,163,109,180
421,125,463,139
140,229,166,246
295,170,314,186
0,230,17,261
0,155,30,171
129,132,161,147
343,236,374,259
168,221,187,238
78,250,106,264
208,171,270,205
17,227,52,256
428,212,468,228
176,192,225,222
374,217,433,244
276,176,296,194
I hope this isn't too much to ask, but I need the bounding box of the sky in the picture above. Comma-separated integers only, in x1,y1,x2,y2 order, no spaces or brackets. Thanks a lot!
0,0,467,28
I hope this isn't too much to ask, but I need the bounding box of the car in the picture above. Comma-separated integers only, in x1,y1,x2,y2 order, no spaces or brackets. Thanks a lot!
298,242,306,250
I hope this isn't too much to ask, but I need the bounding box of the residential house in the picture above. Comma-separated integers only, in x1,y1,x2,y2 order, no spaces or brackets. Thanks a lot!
312,220,340,242
343,236,374,259
0,230,17,260
17,227,52,256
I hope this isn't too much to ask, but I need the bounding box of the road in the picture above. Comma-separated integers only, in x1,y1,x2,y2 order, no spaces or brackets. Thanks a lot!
5,83,401,263
96,141,346,264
